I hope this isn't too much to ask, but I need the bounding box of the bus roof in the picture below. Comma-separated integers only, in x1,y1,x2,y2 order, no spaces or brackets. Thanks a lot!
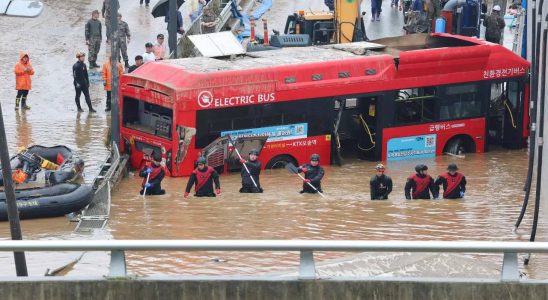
125,33,530,94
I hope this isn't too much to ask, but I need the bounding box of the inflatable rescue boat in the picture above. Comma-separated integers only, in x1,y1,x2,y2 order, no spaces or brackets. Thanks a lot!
0,145,92,220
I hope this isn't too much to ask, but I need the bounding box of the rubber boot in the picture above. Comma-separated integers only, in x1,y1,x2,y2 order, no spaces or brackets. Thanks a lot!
15,97,20,110
124,60,130,68
86,98,96,113
21,96,30,110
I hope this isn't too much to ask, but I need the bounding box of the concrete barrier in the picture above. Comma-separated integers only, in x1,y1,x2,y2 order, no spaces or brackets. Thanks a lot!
1,278,548,300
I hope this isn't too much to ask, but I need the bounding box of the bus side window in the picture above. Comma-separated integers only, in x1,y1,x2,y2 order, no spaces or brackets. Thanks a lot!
395,87,436,124
439,83,482,120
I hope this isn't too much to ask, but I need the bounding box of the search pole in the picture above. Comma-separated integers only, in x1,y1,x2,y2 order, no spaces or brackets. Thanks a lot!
0,103,28,276
110,0,120,147
168,0,178,56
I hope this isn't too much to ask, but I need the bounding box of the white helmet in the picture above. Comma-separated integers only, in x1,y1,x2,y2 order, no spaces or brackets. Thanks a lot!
493,5,501,11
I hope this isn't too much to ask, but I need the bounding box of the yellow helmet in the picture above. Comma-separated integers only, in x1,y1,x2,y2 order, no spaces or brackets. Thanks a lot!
17,146,27,154
76,51,86,58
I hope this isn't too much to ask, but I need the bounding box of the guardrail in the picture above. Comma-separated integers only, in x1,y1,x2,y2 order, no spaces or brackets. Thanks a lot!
2,240,545,281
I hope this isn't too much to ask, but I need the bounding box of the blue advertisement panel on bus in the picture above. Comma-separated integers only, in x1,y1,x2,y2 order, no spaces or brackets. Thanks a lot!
221,123,308,142
387,134,437,161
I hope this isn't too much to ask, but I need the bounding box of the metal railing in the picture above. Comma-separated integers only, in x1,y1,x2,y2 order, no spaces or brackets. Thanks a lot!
2,240,547,281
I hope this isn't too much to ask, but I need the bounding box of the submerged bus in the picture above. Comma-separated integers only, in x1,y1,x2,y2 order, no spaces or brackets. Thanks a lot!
119,33,530,176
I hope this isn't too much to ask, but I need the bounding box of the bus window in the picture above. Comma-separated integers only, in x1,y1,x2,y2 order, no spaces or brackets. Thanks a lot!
395,87,436,124
122,96,173,140
439,83,483,120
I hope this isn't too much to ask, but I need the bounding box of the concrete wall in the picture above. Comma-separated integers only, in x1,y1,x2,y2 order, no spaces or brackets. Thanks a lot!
1,278,548,300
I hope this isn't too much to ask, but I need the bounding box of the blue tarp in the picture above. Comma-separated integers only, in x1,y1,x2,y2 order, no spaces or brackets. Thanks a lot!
231,0,273,40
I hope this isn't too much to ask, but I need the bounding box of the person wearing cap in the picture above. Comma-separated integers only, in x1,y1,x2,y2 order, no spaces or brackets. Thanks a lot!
435,163,467,199
404,164,438,200
139,149,166,195
116,13,131,68
128,55,144,73
370,163,392,200
143,42,156,63
14,52,34,110
73,52,96,113
153,34,167,60
483,5,505,44
298,154,325,194
85,10,102,68
239,149,263,193
184,157,221,197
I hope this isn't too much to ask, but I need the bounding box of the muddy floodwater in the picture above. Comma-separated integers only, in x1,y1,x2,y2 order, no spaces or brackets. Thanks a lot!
0,0,545,279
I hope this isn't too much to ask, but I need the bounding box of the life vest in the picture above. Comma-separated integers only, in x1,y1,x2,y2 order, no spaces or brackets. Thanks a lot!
193,166,214,192
440,172,464,198
142,165,163,186
409,174,431,198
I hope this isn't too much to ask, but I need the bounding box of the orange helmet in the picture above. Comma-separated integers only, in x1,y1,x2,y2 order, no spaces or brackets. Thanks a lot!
76,52,86,58
12,169,28,184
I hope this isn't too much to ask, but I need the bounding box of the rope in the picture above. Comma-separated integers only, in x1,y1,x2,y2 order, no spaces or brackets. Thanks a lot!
504,100,517,128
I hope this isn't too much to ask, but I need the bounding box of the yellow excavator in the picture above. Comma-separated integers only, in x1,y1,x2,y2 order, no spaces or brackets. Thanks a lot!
282,0,367,45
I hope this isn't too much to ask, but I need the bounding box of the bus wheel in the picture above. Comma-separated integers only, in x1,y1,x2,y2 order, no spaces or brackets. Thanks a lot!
444,136,474,156
266,155,297,169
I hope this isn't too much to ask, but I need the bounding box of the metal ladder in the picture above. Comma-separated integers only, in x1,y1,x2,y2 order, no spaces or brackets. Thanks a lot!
512,8,526,54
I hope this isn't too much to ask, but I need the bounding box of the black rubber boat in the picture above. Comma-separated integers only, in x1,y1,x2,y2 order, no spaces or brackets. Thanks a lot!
0,145,84,186
0,183,93,220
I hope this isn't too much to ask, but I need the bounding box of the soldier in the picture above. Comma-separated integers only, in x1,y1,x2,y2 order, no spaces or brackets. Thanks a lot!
101,0,119,44
483,5,506,44
239,149,263,193
201,7,219,34
73,52,96,113
85,10,102,68
116,13,131,68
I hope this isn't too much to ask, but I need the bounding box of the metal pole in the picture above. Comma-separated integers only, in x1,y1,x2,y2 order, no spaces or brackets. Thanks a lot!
0,103,28,276
168,0,178,56
110,0,120,147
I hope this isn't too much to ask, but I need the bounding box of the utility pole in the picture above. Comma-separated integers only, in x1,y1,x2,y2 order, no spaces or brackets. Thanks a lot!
0,103,28,276
110,0,120,146
168,0,178,56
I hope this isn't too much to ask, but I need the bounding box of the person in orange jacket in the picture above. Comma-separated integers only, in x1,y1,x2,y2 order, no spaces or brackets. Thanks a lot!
14,52,34,110
101,55,124,112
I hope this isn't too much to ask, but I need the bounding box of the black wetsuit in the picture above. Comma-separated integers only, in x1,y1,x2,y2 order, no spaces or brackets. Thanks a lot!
404,173,438,199
139,164,165,195
240,159,263,193
298,164,325,193
435,172,467,199
185,166,220,197
370,174,393,200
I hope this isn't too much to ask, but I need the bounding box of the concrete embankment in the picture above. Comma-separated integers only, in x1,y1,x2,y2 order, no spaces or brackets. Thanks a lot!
1,277,548,299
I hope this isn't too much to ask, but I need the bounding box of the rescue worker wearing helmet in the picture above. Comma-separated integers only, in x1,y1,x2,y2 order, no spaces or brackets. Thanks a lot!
434,163,467,199
404,164,439,200
370,163,392,200
239,148,263,193
298,154,325,194
139,149,166,195
184,157,221,197
483,5,506,44
73,52,96,113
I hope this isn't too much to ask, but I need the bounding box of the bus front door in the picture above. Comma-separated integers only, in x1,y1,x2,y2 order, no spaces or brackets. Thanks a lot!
357,96,378,160
488,80,526,149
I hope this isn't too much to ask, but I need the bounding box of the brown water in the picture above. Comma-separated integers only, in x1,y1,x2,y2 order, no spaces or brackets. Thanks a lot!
0,0,545,279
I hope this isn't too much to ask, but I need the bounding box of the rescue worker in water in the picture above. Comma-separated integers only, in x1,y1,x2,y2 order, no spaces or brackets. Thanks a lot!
370,163,392,200
239,148,263,193
184,157,221,197
404,164,439,200
298,154,325,193
435,163,467,199
139,151,166,195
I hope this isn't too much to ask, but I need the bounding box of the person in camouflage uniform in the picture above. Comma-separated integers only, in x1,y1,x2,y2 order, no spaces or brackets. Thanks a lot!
201,7,219,34
483,5,506,44
102,0,119,44
116,13,131,68
85,10,102,68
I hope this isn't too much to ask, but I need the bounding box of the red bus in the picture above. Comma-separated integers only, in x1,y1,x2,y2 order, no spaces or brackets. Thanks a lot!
119,33,530,176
